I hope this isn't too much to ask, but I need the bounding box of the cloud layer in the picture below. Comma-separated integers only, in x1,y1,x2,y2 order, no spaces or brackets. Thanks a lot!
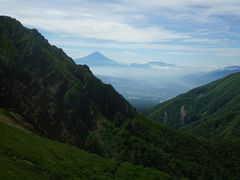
0,0,240,65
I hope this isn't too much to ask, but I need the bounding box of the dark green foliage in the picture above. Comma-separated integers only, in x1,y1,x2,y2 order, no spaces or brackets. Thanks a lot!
0,16,136,148
147,72,240,141
88,115,240,179
0,110,172,179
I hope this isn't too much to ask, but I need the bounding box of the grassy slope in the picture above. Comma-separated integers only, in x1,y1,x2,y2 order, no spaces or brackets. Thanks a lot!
0,108,173,180
147,72,240,141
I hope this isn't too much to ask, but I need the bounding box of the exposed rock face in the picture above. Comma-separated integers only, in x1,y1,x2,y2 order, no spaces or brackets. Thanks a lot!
180,105,187,123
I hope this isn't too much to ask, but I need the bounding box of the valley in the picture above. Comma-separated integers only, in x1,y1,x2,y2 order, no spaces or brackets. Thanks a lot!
76,52,240,109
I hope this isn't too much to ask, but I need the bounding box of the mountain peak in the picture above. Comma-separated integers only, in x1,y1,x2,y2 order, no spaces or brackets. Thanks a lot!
91,51,103,56
87,51,112,60
75,52,118,66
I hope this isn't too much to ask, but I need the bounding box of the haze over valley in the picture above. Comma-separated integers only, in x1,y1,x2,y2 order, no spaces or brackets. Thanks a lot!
76,51,240,108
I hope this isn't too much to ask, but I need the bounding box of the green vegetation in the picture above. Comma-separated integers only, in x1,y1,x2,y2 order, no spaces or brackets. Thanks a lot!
147,72,240,141
0,109,173,179
85,114,240,179
0,15,136,148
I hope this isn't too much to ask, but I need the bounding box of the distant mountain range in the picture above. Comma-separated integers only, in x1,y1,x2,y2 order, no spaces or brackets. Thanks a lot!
129,61,177,69
75,52,240,109
75,52,186,109
75,52,178,69
182,65,240,87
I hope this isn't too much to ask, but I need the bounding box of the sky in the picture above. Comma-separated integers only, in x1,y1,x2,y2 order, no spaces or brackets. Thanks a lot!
1,0,240,67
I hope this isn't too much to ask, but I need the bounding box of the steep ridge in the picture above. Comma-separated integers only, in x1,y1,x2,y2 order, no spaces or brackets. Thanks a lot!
0,16,136,147
147,72,240,141
1,16,240,179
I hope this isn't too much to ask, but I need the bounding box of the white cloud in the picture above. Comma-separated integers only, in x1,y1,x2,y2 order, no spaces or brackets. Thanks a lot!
126,0,240,25
49,39,240,59
0,0,191,42
20,17,188,43
1,0,240,65
1,0,239,43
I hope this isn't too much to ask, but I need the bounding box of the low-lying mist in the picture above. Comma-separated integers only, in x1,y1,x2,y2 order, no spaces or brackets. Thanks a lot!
89,66,207,109
90,66,206,81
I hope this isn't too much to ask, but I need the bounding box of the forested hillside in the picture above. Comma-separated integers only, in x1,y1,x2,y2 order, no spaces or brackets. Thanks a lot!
147,72,240,141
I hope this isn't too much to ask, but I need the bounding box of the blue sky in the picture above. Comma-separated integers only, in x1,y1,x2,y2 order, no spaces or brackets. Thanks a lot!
1,0,240,67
